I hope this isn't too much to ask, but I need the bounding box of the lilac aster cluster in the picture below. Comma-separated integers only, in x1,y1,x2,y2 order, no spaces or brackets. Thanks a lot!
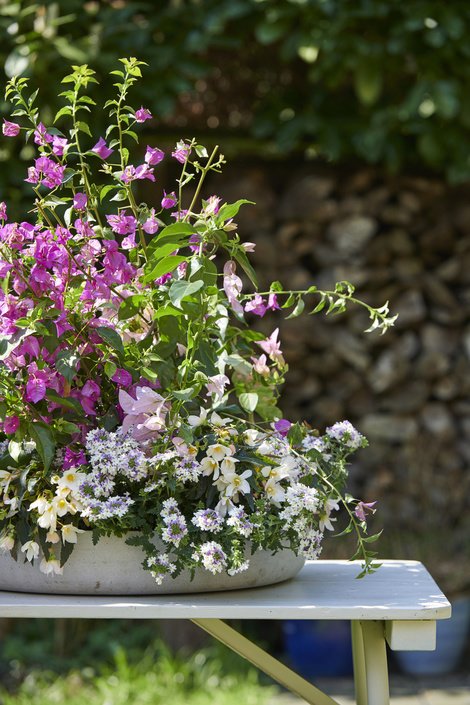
85,428,148,482
279,484,320,526
292,517,324,559
301,435,331,459
326,421,365,451
194,541,227,574
84,494,134,521
175,457,203,484
146,552,177,586
191,508,223,533
161,514,188,547
160,499,188,547
226,507,254,537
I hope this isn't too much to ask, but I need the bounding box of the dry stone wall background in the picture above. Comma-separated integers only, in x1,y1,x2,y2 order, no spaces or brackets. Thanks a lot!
208,162,470,589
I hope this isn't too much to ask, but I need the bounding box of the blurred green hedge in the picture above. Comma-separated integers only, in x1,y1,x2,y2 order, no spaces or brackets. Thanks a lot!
1,0,470,189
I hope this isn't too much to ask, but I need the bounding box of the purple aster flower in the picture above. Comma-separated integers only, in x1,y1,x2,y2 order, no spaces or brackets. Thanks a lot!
106,211,137,235
354,501,377,522
161,191,177,209
2,120,20,137
73,192,88,211
52,135,68,156
145,146,164,165
171,140,191,163
274,419,292,437
135,107,152,123
33,122,52,145
91,137,114,159
244,294,267,317
3,415,19,435
142,209,159,235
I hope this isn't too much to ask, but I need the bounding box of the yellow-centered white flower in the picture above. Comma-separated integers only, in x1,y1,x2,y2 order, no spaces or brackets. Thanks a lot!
206,443,233,462
61,524,84,544
21,540,40,562
39,557,63,575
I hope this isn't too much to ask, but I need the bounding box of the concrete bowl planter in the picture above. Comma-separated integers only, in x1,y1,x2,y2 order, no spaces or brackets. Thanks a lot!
0,532,305,595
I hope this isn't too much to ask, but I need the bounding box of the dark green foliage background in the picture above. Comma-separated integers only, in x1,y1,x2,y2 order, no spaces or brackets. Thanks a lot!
1,0,470,200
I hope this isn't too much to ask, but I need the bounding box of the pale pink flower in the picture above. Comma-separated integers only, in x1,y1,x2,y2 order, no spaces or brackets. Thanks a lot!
251,354,269,376
206,374,230,400
223,261,243,315
256,328,284,364
119,386,169,441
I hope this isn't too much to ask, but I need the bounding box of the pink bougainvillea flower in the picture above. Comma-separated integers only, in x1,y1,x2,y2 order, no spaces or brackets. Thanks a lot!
161,191,177,209
170,209,188,222
25,156,65,188
2,120,20,137
112,368,133,387
135,107,152,123
354,501,377,522
33,122,53,146
223,261,243,315
274,419,292,437
145,146,164,165
142,208,159,235
54,312,74,338
121,231,137,250
245,294,267,317
0,202,7,220
63,448,87,470
3,416,19,435
51,135,68,156
91,137,113,159
106,211,137,235
78,380,101,416
25,363,50,403
0,260,12,277
171,140,191,163
134,163,155,181
256,328,284,364
73,192,88,211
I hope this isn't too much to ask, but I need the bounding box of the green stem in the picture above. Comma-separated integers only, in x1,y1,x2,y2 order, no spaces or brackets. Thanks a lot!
183,146,219,221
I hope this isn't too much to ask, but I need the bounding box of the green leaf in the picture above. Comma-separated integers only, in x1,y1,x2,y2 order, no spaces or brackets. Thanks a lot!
75,121,92,137
172,387,196,401
45,391,83,414
143,255,187,283
28,422,56,471
239,392,258,413
0,328,33,361
286,297,305,319
217,199,254,223
104,361,118,378
169,280,204,308
54,106,73,122
233,249,258,288
54,349,79,383
95,326,125,355
118,294,146,321
100,184,117,202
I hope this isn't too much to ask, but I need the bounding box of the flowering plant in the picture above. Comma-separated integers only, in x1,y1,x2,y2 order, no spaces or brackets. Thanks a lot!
0,59,395,583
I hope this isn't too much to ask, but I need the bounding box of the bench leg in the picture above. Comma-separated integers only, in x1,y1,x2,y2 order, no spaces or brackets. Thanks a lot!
192,618,340,705
352,621,390,705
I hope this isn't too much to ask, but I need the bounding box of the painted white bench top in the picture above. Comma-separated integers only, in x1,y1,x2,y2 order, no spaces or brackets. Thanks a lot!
0,559,451,621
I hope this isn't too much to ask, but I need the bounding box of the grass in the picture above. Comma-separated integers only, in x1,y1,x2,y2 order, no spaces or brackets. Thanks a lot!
0,621,278,705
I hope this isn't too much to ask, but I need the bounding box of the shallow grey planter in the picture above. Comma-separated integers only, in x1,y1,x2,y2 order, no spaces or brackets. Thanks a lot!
0,532,305,595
